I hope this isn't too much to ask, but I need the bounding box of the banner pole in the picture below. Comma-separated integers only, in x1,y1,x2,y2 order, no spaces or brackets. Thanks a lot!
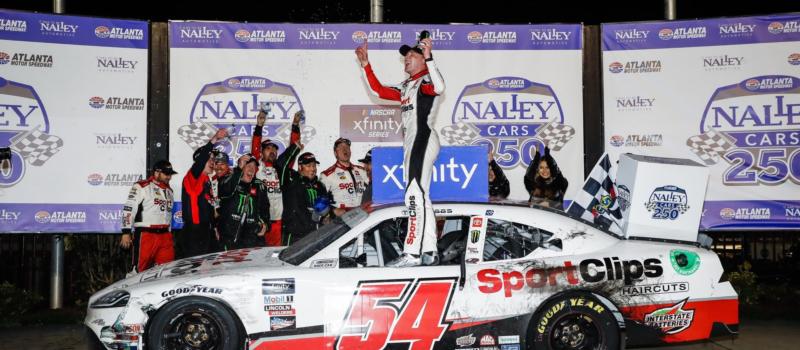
664,0,677,20
49,0,65,311
370,0,384,23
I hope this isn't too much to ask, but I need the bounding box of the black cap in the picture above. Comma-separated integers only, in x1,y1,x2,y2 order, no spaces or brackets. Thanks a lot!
212,150,230,164
333,137,351,150
359,148,373,163
298,152,320,165
260,139,279,150
154,160,178,175
399,44,423,56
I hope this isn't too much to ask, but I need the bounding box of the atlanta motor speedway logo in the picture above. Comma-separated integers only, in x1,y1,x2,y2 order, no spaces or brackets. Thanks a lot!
690,75,800,186
441,76,574,169
0,77,62,188
181,76,315,159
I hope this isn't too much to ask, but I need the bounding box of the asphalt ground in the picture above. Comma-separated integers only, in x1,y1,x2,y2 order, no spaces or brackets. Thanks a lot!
0,318,797,350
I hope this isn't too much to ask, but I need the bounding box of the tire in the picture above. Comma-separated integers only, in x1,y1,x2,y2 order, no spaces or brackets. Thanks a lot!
146,296,243,350
529,293,620,350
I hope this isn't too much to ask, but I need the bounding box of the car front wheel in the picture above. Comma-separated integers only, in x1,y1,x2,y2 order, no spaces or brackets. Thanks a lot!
529,293,621,350
147,296,243,350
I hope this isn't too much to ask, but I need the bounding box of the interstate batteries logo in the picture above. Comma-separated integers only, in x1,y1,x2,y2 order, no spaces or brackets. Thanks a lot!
688,75,800,186
0,77,63,188
0,51,53,68
339,105,401,142
645,185,689,220
0,18,27,32
644,299,695,334
178,76,315,160
234,29,286,43
608,60,661,74
351,30,402,44
467,30,517,44
441,77,575,169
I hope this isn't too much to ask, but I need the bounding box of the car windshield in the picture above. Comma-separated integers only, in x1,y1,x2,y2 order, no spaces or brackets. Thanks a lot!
278,208,369,265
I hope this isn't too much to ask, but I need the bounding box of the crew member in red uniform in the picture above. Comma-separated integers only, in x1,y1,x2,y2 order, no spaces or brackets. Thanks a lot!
120,160,177,272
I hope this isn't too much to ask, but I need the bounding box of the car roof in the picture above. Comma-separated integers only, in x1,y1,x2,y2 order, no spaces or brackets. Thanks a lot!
365,199,620,239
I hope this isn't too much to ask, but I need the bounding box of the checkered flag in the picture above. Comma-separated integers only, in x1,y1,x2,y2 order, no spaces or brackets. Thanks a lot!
277,124,316,145
535,121,575,151
440,122,480,145
566,153,623,234
177,121,217,150
686,129,735,165
9,126,63,166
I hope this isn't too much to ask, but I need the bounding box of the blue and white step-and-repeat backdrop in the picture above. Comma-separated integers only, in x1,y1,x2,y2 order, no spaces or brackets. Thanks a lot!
168,22,584,216
603,14,800,230
0,10,148,233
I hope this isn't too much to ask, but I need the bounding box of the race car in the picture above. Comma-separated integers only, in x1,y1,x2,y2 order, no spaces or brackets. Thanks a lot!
85,201,738,350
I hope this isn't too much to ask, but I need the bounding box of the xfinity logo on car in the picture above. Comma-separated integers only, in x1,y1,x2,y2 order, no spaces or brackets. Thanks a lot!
262,278,295,295
372,146,488,203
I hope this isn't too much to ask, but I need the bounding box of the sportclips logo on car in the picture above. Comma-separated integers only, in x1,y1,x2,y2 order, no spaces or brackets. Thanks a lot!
441,77,575,170
477,257,663,297
178,76,315,160
687,75,800,186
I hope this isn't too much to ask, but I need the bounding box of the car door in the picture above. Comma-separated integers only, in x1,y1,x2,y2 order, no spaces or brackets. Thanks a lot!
323,214,461,350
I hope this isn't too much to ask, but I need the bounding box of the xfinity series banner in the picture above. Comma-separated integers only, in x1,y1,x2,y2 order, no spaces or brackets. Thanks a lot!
169,22,584,220
0,10,148,233
603,14,800,230
372,146,488,204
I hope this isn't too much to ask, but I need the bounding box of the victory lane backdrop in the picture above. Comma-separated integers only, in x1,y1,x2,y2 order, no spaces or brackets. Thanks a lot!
602,14,800,230
0,9,148,233
168,22,584,219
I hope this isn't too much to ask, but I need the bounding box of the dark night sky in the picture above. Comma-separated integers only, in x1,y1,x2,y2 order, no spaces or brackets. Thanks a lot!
2,0,798,24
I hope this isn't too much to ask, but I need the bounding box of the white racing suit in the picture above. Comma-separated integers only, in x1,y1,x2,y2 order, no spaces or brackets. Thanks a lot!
362,59,445,255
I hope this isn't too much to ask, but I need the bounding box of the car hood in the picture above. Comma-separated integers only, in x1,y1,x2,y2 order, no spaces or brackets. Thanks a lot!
103,247,291,292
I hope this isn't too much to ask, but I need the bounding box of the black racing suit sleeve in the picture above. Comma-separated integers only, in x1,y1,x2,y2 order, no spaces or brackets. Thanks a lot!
191,141,214,178
218,167,242,200
489,160,510,199
276,141,301,187
257,182,271,226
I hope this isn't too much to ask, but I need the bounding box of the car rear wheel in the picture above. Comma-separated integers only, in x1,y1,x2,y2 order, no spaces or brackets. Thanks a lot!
147,297,243,350
529,293,621,350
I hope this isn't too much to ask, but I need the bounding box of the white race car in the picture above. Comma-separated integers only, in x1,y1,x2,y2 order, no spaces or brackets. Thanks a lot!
85,202,738,350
